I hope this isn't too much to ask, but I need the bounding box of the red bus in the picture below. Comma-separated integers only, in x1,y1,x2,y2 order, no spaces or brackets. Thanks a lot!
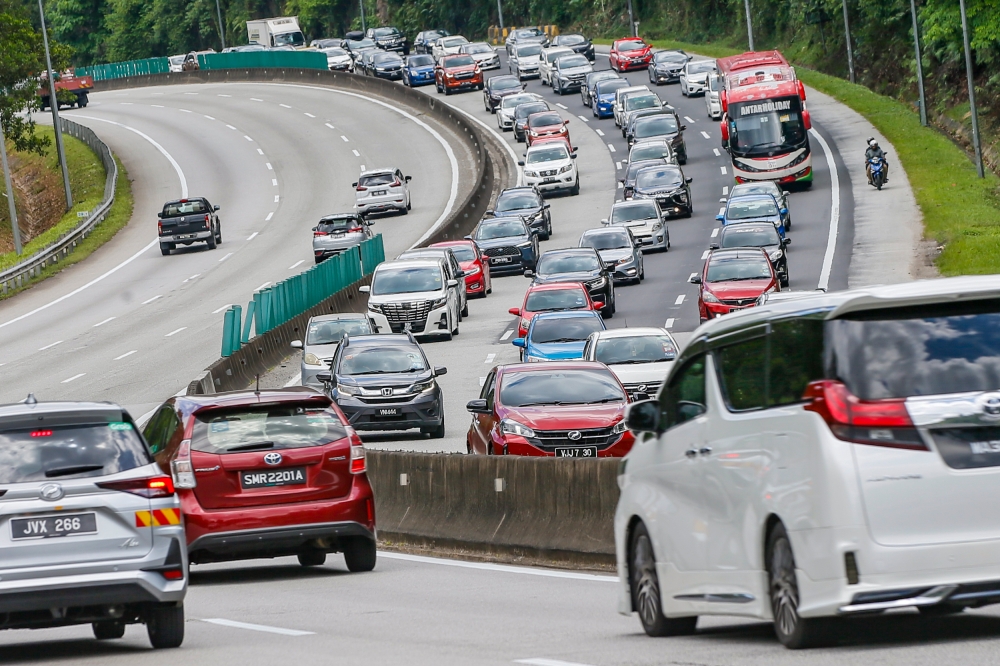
717,51,813,186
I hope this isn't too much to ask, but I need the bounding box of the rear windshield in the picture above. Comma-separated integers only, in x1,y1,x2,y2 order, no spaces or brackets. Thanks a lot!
828,300,1000,400
193,406,347,454
162,200,207,217
359,173,396,187
408,55,434,66
721,225,780,248
500,369,625,407
537,253,599,274
317,216,362,232
532,316,603,343
654,51,687,63
559,55,589,68
629,142,671,162
525,288,589,312
634,116,678,137
496,191,539,211
339,345,426,375
597,80,630,94
492,77,522,90
0,422,151,483
706,256,771,282
611,202,658,223
581,231,630,250
307,318,372,345
636,168,683,189
443,245,476,261
517,44,542,57
595,335,677,365
728,198,778,219
625,95,660,111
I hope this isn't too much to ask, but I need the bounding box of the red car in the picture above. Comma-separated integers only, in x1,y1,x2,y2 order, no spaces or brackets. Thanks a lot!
431,239,492,297
509,282,602,338
435,54,483,95
691,247,778,324
466,361,634,457
525,110,571,147
609,38,652,72
143,388,377,571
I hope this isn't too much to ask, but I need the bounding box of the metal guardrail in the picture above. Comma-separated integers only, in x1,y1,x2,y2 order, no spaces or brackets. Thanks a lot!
0,119,117,296
76,57,170,82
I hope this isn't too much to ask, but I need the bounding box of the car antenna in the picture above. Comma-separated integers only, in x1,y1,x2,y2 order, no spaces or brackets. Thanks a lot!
255,373,260,396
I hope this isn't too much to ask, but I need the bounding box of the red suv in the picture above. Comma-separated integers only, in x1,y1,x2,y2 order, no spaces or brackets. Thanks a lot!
465,361,634,457
435,54,483,95
509,282,602,338
431,239,492,297
143,388,376,571
691,247,778,324
609,38,652,73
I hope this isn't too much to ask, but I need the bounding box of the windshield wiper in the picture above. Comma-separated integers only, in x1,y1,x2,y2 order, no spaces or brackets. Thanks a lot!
727,276,771,281
227,441,275,452
608,359,661,365
541,337,585,343
45,464,104,478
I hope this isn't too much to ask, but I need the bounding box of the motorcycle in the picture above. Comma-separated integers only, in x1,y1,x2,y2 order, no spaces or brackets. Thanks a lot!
869,156,886,190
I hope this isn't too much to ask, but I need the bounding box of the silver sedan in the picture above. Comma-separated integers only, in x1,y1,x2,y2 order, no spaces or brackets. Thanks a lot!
579,227,644,284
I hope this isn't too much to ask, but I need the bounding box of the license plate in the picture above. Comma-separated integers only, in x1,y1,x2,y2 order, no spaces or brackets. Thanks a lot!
377,408,400,416
491,256,513,264
542,177,558,184
372,190,387,196
554,446,598,458
176,234,196,239
11,513,97,540
241,467,307,489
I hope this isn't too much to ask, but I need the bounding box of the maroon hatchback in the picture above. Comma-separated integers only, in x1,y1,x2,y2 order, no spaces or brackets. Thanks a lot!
142,388,376,571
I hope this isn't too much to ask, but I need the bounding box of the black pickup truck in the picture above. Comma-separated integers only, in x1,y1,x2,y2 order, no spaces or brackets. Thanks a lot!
157,198,222,256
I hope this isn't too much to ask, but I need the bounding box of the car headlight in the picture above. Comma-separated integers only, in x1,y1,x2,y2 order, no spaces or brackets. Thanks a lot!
516,240,533,248
500,418,536,437
446,72,455,78
652,222,662,231
431,296,448,309
524,170,538,178
367,302,382,313
303,353,322,366
768,249,783,262
588,276,607,289
529,130,539,137
338,384,363,396
702,290,721,303
410,379,436,394
613,420,627,435
558,164,573,174
616,257,631,265
520,317,531,329
465,264,482,276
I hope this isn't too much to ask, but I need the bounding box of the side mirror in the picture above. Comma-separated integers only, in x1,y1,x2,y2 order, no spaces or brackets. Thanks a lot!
485,210,494,216
686,177,693,184
316,372,333,383
509,307,521,316
512,338,526,348
291,340,303,349
434,366,448,376
213,205,220,211
681,124,687,131
543,203,551,209
352,182,358,188
359,285,371,293
405,175,413,182
783,237,791,246
311,226,317,231
715,214,725,222
689,275,703,284
570,153,577,159
593,301,604,310
780,208,788,215
518,160,525,166
523,269,534,278
447,279,458,288
464,235,473,241
466,399,491,414
563,120,570,125
709,243,719,250
624,399,660,434
619,179,625,184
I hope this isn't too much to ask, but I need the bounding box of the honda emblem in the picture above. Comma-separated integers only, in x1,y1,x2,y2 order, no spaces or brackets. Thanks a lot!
381,387,393,397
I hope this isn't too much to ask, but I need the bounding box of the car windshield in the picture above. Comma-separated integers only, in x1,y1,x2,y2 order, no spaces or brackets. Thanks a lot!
516,103,548,120
619,40,645,51
169,55,184,65
491,77,521,90
339,346,427,375
537,253,599,274
560,35,586,46
635,167,683,189
529,112,563,128
374,53,400,64
531,315,605,343
706,256,772,282
445,55,475,67
595,335,677,364
545,50,571,63
442,37,469,47
581,231,630,250
654,51,686,63
517,44,542,57
597,80,630,95
408,55,434,66
629,142,671,162
525,288,589,312
500,369,625,406
274,31,305,47
443,245,476,261
306,318,372,345
317,216,362,232
423,31,447,40
626,159,667,182
371,266,443,295
465,43,492,54
611,202,658,223
496,192,540,211
688,61,716,74
348,39,376,49
373,27,399,37
732,183,780,198
359,172,396,187
0,421,151,483
720,225,780,248
558,55,588,69
526,145,569,163
476,219,526,240
323,47,348,57
634,116,678,137
163,200,207,216
516,27,544,38
502,94,538,109
727,198,778,219
193,405,348,454
625,95,660,111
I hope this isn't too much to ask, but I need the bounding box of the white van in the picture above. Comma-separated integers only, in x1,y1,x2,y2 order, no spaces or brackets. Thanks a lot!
361,260,459,340
617,276,1000,648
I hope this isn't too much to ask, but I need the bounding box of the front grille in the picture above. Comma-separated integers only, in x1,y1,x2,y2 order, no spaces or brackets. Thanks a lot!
539,169,558,177
526,426,620,450
455,72,474,80
483,246,520,257
722,298,756,307
381,300,432,323
622,382,662,399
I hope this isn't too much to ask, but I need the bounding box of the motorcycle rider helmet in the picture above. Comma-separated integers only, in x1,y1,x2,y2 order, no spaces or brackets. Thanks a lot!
868,138,879,149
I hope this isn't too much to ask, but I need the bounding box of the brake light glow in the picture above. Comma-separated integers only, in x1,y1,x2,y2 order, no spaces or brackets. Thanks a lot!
161,569,184,580
349,429,366,474
98,475,176,498
30,430,53,437
314,231,328,236
803,380,927,451
356,186,368,191
204,213,211,229
157,221,162,235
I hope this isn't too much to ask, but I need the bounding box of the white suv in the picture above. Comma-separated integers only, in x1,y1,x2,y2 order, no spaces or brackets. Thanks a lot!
538,46,573,86
519,142,579,196
361,260,460,340
617,276,1000,648
354,168,411,216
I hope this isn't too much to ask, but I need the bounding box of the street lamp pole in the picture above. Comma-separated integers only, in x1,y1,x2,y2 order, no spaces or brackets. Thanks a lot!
215,0,226,51
842,0,855,83
959,0,984,178
38,0,72,210
625,0,636,37
0,128,22,255
359,0,366,33
496,0,504,31
910,0,927,126
744,0,755,51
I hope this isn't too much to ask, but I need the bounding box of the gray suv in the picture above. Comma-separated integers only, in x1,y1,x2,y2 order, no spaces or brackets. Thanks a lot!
0,398,187,648
312,213,374,264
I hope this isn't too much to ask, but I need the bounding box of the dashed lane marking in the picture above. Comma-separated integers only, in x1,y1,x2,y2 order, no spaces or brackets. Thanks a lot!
485,353,496,363
674,294,685,305
378,552,617,582
577,115,589,122
243,135,253,142
212,304,234,314
39,340,63,351
200,619,313,637
702,250,710,260
325,123,335,129
500,329,514,341
711,228,719,237
274,195,280,203
266,163,272,170
304,112,315,118
701,131,710,139
114,350,137,361
556,103,568,109
141,295,161,305
93,317,115,328
265,212,273,221
272,179,278,186
248,232,259,240
723,186,729,195
352,149,360,157
257,148,264,155
61,373,85,384
684,116,696,123
289,260,305,270
255,282,271,291
515,659,596,666
713,148,721,156
615,161,622,170
225,124,237,130
608,143,616,152
340,135,350,142
218,252,233,262
595,129,604,136
279,103,292,108
250,98,262,101
164,327,187,337
204,115,215,120
721,165,728,175
664,318,675,328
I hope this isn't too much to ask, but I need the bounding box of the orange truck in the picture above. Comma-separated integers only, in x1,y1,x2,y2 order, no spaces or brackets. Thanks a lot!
37,70,94,110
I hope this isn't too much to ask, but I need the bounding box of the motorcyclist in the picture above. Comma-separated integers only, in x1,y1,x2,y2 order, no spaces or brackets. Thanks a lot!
865,137,888,185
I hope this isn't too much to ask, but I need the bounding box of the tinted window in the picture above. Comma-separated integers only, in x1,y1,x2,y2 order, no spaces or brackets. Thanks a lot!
444,55,475,67
611,202,658,223
706,256,771,282
597,80,630,94
492,77,521,90
559,55,589,68
476,219,526,240
770,319,825,406
192,406,347,454
720,225,780,248
728,198,778,219
629,142,671,162
635,167,682,189
661,355,706,427
688,61,716,74
717,335,767,411
528,113,563,127
525,288,589,312
496,191,540,211
373,27,399,37
596,335,677,365
445,245,476,261
339,345,427,375
626,159,667,183
359,172,396,187
465,44,493,54
500,369,625,407
323,48,348,57
516,103,549,119
618,40,645,50
581,231,629,250
307,318,372,345
827,300,1000,400
502,94,539,109
517,44,542,56
526,145,569,163
163,200,207,216
634,117,678,137
408,55,434,66
0,422,151,483
559,35,586,46
654,51,686,63
537,253,599,274
373,53,400,64
371,266,443,295
317,216,362,232
625,95,660,111
530,316,604,343
442,37,469,48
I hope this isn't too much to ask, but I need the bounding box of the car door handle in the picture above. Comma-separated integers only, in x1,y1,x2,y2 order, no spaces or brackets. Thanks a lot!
684,448,698,458
699,447,713,456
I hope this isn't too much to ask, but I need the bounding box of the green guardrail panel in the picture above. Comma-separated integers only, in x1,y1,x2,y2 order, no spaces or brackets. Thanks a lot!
198,51,327,71
75,57,170,82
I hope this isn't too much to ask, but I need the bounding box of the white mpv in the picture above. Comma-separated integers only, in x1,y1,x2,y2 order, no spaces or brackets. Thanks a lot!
616,276,1000,648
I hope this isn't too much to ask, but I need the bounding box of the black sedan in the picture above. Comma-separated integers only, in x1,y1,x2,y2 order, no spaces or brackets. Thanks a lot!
629,113,687,163
648,50,690,85
469,216,539,275
712,222,791,287
632,165,693,218
489,186,552,239
483,75,525,113
370,51,404,80
527,248,615,317
620,158,669,199
550,33,595,61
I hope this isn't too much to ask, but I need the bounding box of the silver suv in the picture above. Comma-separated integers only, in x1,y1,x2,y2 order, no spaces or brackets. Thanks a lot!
354,168,412,216
312,213,374,264
0,398,187,648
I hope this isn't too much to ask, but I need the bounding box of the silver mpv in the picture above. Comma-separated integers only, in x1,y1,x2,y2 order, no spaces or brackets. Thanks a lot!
312,213,374,264
0,399,187,648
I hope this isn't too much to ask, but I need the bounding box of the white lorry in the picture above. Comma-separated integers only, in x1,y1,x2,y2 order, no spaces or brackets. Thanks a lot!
246,17,305,49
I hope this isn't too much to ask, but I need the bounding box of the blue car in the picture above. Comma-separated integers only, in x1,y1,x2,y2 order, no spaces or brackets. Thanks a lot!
513,310,606,362
403,54,436,87
716,193,787,238
592,78,631,119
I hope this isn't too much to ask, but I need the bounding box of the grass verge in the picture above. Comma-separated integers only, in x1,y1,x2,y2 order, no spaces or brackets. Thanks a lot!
596,38,1000,275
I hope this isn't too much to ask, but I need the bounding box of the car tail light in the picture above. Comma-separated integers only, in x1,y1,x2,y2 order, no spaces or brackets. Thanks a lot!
170,439,197,488
314,230,328,236
391,179,401,187
204,213,211,229
802,380,927,451
161,569,184,580
157,221,162,235
348,428,366,474
348,226,363,232
98,475,176,498
356,185,367,191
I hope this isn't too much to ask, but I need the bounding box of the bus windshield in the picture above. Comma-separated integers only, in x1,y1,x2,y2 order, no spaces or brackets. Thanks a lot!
728,96,806,157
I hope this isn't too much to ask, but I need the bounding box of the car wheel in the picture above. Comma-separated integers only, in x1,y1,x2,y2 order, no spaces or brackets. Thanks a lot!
630,522,698,637
146,603,184,649
215,225,222,244
640,261,645,280
206,232,217,250
159,243,172,256
462,301,469,317
570,179,580,196
478,82,484,90
298,549,327,567
343,536,377,572
444,85,452,96
768,522,831,648
93,621,126,640
423,417,446,438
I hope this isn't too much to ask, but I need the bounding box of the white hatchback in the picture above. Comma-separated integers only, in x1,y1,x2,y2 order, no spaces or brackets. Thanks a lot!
616,276,1000,648
354,168,411,216
520,142,579,195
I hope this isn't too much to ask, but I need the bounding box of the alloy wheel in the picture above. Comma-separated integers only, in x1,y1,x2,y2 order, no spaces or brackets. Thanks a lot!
770,533,799,639
632,533,661,629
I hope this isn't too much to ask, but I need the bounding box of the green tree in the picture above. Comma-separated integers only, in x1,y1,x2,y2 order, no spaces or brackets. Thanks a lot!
0,0,52,155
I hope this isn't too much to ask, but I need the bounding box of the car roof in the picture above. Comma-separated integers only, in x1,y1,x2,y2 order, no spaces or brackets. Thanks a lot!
591,327,671,339
360,168,395,176
527,281,588,292
499,360,611,374
308,313,369,323
612,198,658,208
0,400,130,429
582,226,628,236
541,247,597,256
431,239,476,248
708,248,768,261
499,186,539,196
532,310,602,322
344,333,417,347
176,387,331,414
526,142,569,154
728,194,777,205
376,258,441,271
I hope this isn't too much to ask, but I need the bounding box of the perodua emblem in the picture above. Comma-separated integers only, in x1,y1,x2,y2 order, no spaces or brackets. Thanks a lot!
568,431,582,441
39,483,64,501
263,452,283,466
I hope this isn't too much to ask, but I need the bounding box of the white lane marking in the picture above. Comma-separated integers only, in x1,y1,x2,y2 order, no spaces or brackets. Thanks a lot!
500,329,514,341
272,179,278,186
289,260,305,270
200,618,313,637
615,161,622,170
218,252,233,262
674,294,685,305
617,182,623,189
255,282,271,291
151,104,164,108
689,272,699,281
183,273,200,282
556,103,568,109
340,135,349,142
114,350,137,360
61,373,85,384
664,318,675,328
225,124,237,130
204,115,215,120
247,232,259,241
266,162,273,170
164,327,187,337
700,131,710,139
719,207,725,216
39,340,63,351
811,128,840,291
684,116,696,123
243,135,253,142
256,148,264,155
722,186,729,195
360,164,365,171
720,166,727,174
265,212,274,221
479,376,486,386
120,102,132,105
250,98,262,102
595,129,604,136
577,115,589,122
184,92,198,95
304,112,315,118
274,195,280,203
217,94,231,97
212,304,234,314
279,103,292,108
178,108,191,113
377,551,617,582
284,372,302,388
711,228,719,237
701,250,710,260
516,659,595,666
352,149,360,157
142,295,162,305
93,317,116,327
325,122,335,129
608,143,616,152
485,353,496,364
713,148,721,157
